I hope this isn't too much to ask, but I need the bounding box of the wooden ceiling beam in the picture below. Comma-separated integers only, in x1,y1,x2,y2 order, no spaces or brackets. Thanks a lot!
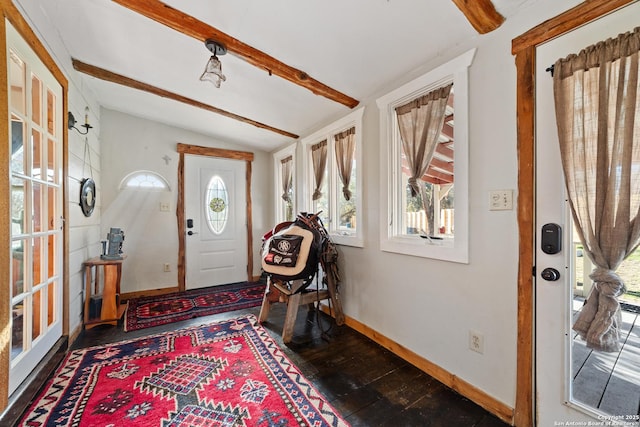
72,59,299,139
511,0,635,54
441,122,454,140
401,163,454,185
451,0,505,34
429,157,454,174
111,0,359,109
424,169,454,185
436,143,454,160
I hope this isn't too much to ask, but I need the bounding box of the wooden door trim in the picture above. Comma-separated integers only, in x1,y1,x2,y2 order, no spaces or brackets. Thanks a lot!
511,1,638,425
176,143,254,291
0,0,69,410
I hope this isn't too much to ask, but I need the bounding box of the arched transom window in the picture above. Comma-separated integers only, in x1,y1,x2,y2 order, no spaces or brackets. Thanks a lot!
120,170,170,191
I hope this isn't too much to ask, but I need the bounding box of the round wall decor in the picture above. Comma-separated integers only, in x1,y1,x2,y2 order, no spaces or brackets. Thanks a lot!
80,178,96,217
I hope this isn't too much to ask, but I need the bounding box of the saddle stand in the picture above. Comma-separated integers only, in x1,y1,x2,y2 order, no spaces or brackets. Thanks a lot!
258,212,345,343
258,266,345,344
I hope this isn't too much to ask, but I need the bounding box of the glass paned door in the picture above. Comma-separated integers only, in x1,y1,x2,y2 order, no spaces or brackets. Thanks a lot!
534,4,640,423
7,21,63,395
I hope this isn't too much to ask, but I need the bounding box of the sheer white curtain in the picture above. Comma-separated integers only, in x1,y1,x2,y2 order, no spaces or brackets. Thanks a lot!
280,155,293,202
311,140,328,201
553,26,640,352
334,127,356,201
395,84,453,214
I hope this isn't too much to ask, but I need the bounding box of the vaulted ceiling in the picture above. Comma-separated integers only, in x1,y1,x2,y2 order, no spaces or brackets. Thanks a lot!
39,0,529,152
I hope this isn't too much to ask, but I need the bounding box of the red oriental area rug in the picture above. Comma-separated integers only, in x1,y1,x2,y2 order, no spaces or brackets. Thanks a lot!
124,281,266,332
20,315,349,426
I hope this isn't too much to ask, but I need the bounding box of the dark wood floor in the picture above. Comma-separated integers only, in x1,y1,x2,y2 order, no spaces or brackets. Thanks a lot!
14,304,510,427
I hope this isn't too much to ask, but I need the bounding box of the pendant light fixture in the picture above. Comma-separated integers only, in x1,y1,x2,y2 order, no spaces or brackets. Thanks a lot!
199,39,227,88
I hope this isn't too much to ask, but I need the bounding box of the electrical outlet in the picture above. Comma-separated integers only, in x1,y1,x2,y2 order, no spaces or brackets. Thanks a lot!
163,263,171,272
469,330,484,354
160,202,170,212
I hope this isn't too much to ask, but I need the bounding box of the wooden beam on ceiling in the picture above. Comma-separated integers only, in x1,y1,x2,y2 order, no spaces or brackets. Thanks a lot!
451,0,505,34
402,165,453,185
72,59,298,139
428,157,454,174
111,0,359,109
424,170,454,185
436,143,454,160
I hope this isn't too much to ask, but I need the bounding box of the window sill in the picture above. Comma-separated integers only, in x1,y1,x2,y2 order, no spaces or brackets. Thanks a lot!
331,234,363,248
380,235,468,263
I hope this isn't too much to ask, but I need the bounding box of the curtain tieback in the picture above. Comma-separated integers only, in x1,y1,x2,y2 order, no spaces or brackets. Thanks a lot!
281,193,291,203
342,186,352,201
407,177,420,197
589,267,626,295
312,189,322,200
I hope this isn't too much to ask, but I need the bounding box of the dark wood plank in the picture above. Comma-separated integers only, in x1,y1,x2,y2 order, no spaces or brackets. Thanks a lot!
514,45,535,427
177,152,185,291
176,143,254,161
512,0,638,54
245,161,254,282
10,304,509,427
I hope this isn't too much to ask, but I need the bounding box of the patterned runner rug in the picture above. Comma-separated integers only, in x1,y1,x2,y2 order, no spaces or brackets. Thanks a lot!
20,315,349,426
124,281,266,332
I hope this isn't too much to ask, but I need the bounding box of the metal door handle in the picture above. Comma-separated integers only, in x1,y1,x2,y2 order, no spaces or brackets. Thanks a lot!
541,268,560,281
187,230,198,236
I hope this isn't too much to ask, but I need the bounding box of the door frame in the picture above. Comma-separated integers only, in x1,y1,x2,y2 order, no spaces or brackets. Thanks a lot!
0,0,69,411
176,143,254,292
511,1,638,426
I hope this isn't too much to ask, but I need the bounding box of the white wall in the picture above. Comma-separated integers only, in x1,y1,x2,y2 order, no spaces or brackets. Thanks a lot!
13,1,103,336
283,0,584,409
100,109,272,294
19,0,634,418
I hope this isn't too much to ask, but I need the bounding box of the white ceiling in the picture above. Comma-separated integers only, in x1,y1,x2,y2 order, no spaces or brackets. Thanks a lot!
39,0,530,152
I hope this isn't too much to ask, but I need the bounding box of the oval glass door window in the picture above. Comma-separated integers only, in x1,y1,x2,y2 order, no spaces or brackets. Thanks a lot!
206,175,228,234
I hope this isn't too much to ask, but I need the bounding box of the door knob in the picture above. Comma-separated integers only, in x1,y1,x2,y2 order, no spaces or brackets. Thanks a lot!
187,230,198,236
541,267,560,281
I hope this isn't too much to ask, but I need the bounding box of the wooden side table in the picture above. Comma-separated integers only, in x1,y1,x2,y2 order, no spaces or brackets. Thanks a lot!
83,256,127,329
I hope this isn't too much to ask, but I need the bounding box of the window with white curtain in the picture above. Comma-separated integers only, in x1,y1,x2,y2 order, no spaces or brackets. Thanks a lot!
302,107,364,247
273,143,296,223
376,49,475,263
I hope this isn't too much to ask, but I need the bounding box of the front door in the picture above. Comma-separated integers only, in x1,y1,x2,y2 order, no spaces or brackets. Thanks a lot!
185,155,247,289
7,21,63,395
534,4,640,424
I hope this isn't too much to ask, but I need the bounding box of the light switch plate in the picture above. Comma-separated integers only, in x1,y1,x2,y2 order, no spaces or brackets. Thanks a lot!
489,190,513,211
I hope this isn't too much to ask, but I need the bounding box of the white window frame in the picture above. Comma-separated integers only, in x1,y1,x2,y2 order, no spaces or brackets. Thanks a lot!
301,107,365,247
376,49,475,263
273,142,297,224
120,170,170,191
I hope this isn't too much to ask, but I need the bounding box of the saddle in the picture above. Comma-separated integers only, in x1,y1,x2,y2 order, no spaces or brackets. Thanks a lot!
261,212,327,293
